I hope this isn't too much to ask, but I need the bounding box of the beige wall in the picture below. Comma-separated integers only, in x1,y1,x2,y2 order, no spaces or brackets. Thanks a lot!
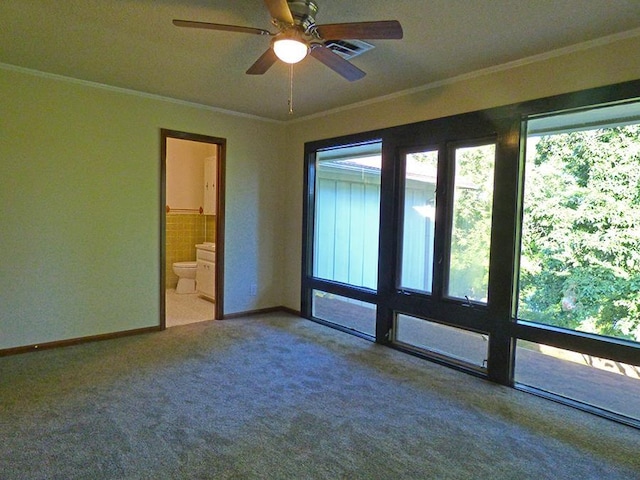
280,33,640,310
166,137,216,212
0,66,287,349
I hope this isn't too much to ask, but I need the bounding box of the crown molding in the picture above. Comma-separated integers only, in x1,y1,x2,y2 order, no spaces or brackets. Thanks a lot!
0,62,284,125
290,27,640,124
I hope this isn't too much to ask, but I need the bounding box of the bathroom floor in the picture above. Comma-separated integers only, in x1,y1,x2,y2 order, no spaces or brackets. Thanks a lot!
165,289,215,327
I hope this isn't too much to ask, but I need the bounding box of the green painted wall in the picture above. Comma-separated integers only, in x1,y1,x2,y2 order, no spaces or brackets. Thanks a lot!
0,67,287,349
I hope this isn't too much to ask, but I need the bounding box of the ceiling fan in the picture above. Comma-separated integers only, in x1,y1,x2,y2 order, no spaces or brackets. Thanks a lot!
173,0,403,82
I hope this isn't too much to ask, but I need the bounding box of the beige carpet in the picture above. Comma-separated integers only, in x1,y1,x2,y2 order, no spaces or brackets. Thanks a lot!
1,313,638,479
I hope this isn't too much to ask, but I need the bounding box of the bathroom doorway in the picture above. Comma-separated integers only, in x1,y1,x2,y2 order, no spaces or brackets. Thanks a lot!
160,129,225,328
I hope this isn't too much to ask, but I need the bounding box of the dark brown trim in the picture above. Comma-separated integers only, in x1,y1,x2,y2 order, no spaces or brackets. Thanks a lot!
514,321,640,366
160,129,226,322
160,132,168,330
215,141,226,320
223,306,301,320
0,307,302,357
0,326,162,357
516,384,640,430
279,306,302,317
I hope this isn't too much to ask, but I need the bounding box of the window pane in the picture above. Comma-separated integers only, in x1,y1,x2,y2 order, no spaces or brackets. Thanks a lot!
447,143,495,302
515,340,640,422
312,290,376,336
518,103,640,343
400,150,438,293
313,143,382,289
395,314,488,369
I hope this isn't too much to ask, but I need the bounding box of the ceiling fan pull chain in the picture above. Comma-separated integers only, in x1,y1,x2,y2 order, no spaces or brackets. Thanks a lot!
288,63,294,115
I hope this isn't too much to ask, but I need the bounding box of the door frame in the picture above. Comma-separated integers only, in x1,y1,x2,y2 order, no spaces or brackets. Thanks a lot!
160,128,226,327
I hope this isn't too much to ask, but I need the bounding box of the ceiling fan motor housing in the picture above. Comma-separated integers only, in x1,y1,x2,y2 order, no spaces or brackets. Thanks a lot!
286,0,319,33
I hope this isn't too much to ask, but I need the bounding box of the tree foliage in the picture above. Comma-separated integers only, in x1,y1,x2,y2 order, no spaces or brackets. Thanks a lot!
519,125,640,342
449,145,495,302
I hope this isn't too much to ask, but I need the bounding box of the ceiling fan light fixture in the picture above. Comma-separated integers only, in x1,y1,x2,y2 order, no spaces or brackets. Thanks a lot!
273,37,309,64
174,1,404,81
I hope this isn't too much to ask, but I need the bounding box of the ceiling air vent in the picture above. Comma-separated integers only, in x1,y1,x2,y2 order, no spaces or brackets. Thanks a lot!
325,39,375,60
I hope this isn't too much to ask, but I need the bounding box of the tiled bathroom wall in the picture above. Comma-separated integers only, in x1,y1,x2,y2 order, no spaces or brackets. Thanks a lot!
165,214,216,288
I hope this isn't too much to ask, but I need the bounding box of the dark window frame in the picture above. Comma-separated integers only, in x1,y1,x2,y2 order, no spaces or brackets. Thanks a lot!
301,79,640,428
441,136,497,305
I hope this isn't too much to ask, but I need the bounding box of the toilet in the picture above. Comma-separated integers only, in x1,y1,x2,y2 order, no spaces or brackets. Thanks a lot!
172,261,197,294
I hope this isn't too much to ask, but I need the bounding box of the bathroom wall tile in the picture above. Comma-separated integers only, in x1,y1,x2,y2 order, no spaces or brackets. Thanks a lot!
205,215,216,243
165,213,206,288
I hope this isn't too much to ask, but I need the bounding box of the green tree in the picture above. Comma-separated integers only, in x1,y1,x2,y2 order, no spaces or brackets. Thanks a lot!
449,145,495,301
519,125,640,342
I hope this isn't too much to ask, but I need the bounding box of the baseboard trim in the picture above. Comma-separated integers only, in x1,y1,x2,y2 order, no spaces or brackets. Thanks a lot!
0,326,162,357
1,306,303,357
279,306,302,316
223,305,301,320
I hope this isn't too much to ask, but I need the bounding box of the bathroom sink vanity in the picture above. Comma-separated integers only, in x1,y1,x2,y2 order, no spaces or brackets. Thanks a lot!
195,243,215,301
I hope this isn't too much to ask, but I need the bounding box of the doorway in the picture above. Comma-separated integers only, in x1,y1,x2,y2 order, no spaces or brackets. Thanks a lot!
160,129,225,328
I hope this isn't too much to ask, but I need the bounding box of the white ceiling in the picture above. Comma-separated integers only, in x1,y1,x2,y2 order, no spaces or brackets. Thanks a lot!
2,0,640,121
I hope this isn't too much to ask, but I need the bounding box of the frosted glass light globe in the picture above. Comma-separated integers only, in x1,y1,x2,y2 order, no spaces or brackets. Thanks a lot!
273,38,309,64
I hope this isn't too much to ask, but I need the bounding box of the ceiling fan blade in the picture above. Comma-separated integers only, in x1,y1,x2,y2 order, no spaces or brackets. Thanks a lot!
263,0,294,24
246,48,279,75
316,20,403,40
173,19,273,36
310,45,366,82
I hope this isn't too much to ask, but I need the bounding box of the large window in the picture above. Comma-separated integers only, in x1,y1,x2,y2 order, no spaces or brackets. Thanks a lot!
513,101,640,426
302,80,640,428
518,102,640,344
313,143,382,290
